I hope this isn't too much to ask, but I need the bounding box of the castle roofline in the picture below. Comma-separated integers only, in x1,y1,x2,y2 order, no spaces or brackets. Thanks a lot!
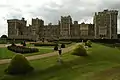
81,22,85,24
7,17,27,21
32,18,44,20
61,15,71,18
7,19,19,21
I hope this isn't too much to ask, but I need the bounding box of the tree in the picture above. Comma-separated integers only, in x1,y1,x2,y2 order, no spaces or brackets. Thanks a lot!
1,35,7,39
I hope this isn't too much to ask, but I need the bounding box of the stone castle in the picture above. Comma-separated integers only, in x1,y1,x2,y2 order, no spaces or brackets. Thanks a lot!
7,9,118,41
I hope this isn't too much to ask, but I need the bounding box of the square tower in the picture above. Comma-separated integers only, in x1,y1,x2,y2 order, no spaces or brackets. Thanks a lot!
60,15,72,39
94,9,118,39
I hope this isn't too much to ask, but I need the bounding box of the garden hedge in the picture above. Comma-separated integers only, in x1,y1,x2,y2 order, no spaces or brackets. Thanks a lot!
34,43,58,46
7,45,39,54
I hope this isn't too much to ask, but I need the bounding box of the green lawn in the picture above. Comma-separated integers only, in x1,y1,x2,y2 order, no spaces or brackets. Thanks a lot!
0,48,14,59
1,43,120,80
0,42,74,59
65,42,75,47
24,48,54,56
0,48,54,59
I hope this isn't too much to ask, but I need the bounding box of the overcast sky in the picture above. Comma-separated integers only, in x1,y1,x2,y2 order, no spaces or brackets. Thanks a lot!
0,0,120,36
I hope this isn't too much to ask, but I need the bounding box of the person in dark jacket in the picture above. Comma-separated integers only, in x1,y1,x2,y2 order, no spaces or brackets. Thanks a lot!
57,47,63,64
58,47,62,56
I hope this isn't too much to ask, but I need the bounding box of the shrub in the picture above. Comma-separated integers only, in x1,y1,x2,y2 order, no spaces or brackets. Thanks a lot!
34,43,58,46
23,41,26,46
21,41,23,45
85,40,92,47
21,41,26,46
59,41,72,44
72,44,88,56
7,45,39,54
54,45,58,51
61,44,65,48
11,42,16,46
0,39,7,44
5,54,34,75
115,43,120,47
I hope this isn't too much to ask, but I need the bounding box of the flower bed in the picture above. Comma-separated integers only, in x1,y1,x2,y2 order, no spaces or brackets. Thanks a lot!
7,45,39,54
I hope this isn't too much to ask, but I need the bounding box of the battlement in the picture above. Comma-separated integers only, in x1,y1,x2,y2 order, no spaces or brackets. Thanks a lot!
32,18,44,26
7,18,27,24
61,15,71,18
96,9,118,15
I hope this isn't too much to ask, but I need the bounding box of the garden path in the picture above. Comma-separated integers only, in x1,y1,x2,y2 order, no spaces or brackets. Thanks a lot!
0,43,80,65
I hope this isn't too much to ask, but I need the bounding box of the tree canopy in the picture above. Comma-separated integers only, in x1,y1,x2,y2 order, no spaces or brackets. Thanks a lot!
1,35,7,39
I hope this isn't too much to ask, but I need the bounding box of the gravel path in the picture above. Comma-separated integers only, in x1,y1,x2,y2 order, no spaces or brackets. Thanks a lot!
0,43,79,65
0,44,22,48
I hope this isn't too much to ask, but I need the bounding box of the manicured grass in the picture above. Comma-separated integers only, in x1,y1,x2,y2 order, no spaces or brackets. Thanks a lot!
26,44,34,47
1,43,120,80
25,48,54,56
0,48,14,59
62,42,75,48
0,47,54,59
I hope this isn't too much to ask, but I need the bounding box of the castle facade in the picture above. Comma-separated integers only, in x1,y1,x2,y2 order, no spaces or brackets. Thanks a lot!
7,9,118,41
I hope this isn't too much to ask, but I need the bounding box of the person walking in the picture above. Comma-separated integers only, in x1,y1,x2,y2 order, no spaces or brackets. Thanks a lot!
58,47,62,64
58,47,62,56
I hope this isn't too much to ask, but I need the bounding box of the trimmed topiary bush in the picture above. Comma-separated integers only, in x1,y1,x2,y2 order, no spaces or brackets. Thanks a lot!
5,54,34,75
54,45,58,51
72,44,88,56
85,40,92,47
61,44,65,48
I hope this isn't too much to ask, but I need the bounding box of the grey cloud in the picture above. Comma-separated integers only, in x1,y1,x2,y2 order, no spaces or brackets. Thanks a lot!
3,0,120,24
6,8,23,19
27,0,98,24
0,4,11,8
26,0,120,33
1,0,120,36
23,5,32,8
